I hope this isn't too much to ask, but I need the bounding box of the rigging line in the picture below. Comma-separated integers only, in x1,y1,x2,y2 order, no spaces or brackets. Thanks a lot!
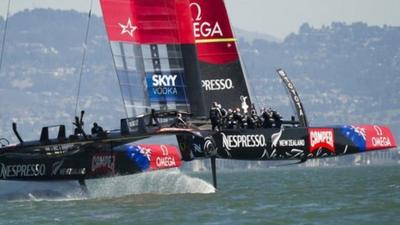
0,0,11,75
74,0,94,116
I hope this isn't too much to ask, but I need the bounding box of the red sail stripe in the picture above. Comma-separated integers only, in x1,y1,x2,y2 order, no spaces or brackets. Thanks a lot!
100,0,195,44
190,0,239,64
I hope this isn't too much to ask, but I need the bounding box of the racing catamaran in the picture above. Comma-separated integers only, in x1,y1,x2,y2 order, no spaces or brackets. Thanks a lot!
0,0,397,190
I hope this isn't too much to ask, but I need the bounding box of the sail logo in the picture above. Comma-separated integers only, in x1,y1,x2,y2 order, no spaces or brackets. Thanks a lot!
151,74,178,96
118,18,137,37
190,2,224,38
221,133,266,150
202,78,233,91
0,163,46,179
152,75,178,87
309,128,335,153
277,69,305,117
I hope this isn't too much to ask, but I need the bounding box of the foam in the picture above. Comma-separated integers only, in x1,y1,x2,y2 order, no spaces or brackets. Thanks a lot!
0,170,215,202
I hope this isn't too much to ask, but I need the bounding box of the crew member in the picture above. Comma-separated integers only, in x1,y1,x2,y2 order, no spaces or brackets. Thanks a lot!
91,122,104,135
233,108,243,129
272,110,283,128
249,109,260,128
210,102,222,131
148,108,160,126
218,104,228,128
171,113,187,128
246,114,256,129
261,108,273,128
225,109,235,129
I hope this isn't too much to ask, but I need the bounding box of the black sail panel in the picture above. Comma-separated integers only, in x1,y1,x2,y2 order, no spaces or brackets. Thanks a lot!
189,0,253,114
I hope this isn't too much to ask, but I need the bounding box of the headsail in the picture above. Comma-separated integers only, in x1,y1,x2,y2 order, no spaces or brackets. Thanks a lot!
100,0,206,118
189,0,253,113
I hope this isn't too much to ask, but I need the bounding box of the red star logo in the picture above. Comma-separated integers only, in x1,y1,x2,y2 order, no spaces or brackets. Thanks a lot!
118,18,137,37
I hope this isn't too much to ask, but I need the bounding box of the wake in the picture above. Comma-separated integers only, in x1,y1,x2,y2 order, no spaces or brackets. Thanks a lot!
0,170,215,202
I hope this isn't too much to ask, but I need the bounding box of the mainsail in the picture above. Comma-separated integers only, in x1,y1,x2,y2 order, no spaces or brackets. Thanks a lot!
100,0,206,118
189,0,253,113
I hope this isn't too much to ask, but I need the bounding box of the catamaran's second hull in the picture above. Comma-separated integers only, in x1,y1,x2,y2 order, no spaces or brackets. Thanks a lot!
179,125,397,161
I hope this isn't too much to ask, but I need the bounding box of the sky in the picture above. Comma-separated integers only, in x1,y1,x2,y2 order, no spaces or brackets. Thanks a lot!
1,0,399,39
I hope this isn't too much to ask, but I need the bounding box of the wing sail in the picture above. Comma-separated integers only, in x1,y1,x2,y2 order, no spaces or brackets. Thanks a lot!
100,0,206,118
189,0,253,113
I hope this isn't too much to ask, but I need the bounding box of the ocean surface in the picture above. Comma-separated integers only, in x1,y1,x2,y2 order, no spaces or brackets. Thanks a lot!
0,164,399,225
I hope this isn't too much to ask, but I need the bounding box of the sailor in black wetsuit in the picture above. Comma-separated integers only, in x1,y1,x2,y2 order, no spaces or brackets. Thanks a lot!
261,108,273,128
171,113,187,128
91,122,104,135
210,102,222,131
219,104,228,128
225,109,234,129
247,109,260,129
246,114,256,129
233,108,243,129
271,110,283,128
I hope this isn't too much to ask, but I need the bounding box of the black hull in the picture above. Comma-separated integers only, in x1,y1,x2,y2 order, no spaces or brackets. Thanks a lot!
0,145,141,181
0,123,396,182
178,125,397,161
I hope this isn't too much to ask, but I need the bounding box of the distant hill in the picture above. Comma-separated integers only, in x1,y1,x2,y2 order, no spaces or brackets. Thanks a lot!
234,27,281,43
0,9,399,143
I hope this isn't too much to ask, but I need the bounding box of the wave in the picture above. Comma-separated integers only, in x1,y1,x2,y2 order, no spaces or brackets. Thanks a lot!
0,170,215,202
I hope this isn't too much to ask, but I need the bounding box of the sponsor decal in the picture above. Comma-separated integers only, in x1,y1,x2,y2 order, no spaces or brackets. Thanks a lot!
221,133,267,151
0,163,46,179
341,125,396,151
277,70,305,117
151,74,178,95
146,73,187,103
371,125,392,148
118,18,137,37
309,128,335,153
91,154,116,175
268,130,305,160
127,144,181,171
52,159,64,175
52,159,86,176
152,74,178,87
278,139,305,147
190,2,223,38
59,168,86,176
154,145,177,168
202,78,234,91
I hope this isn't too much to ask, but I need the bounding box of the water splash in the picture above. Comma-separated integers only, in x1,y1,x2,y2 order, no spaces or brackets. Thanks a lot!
88,169,215,198
0,170,215,202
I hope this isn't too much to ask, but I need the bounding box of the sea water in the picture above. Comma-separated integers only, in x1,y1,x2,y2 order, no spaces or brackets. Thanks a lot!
0,164,399,225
